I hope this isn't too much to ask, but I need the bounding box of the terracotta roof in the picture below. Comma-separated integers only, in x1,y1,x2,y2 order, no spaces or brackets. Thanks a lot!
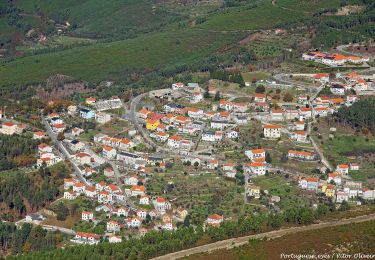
264,124,281,129
208,214,223,220
250,148,265,154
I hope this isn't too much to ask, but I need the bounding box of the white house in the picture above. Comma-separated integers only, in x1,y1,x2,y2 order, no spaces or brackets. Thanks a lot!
95,112,112,124
139,195,150,205
190,92,203,103
206,214,224,227
102,146,117,159
245,149,266,162
64,190,77,200
336,164,349,175
72,232,100,245
82,211,94,221
327,172,342,185
270,109,284,121
263,124,281,139
167,135,182,149
336,191,349,203
124,176,139,186
126,217,142,228
106,220,120,233
291,131,308,143
202,131,222,142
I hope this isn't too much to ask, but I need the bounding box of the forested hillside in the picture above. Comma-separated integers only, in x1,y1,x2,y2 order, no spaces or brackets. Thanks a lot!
0,222,63,256
0,135,40,171
0,164,69,221
0,0,373,88
335,98,375,134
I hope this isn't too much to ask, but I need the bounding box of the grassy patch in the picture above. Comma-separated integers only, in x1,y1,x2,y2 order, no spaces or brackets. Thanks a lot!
277,0,342,12
242,71,271,82
198,2,305,31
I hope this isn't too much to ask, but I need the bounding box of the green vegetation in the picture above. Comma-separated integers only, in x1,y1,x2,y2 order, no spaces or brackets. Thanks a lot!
198,2,305,31
0,163,69,221
0,222,64,256
0,134,40,171
0,29,244,85
277,0,341,12
241,71,270,82
8,202,337,260
190,219,375,260
336,98,375,135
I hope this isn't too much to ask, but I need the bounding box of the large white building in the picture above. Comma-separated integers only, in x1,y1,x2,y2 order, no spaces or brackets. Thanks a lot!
263,124,281,139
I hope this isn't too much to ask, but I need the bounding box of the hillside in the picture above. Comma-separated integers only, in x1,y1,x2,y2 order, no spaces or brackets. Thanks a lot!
190,219,375,260
0,0,373,88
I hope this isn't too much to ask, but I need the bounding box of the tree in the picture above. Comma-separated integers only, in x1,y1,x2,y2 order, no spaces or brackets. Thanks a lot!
265,153,272,164
204,86,210,99
214,91,221,101
298,207,315,224
255,85,265,93
283,92,293,102
317,204,328,216
339,200,350,211
57,132,65,141
56,202,68,221
14,195,25,215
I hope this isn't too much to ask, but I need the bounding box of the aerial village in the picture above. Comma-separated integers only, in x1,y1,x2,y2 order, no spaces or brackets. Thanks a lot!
0,51,374,245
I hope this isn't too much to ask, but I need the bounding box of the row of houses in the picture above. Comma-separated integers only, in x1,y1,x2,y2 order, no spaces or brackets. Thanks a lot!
302,52,369,66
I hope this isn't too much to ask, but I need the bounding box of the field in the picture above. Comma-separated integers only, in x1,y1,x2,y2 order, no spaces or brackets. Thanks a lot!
0,29,244,85
198,2,305,31
17,36,96,54
9,0,182,37
241,71,271,82
147,165,253,224
311,119,375,183
191,219,375,260
276,0,342,12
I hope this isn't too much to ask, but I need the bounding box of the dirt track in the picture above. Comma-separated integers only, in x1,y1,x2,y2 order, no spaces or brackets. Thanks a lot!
152,213,375,260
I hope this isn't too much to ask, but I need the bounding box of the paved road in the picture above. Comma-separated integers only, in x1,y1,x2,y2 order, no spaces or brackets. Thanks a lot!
152,213,375,260
16,219,75,235
336,44,375,61
42,117,91,186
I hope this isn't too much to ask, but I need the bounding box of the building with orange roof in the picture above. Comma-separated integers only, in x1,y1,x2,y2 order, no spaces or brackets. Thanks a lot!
244,162,267,176
130,185,145,197
187,107,204,118
207,214,224,226
167,135,182,148
313,107,329,117
263,124,282,139
172,82,185,90
288,150,315,161
146,119,160,131
327,172,343,185
336,164,349,175
254,93,266,103
271,109,284,121
85,97,97,105
137,107,150,119
245,148,266,162
291,130,308,143
82,211,94,221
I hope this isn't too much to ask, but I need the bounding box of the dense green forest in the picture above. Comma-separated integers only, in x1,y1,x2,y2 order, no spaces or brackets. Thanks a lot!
0,222,63,256
0,164,69,221
0,135,40,171
335,98,375,135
